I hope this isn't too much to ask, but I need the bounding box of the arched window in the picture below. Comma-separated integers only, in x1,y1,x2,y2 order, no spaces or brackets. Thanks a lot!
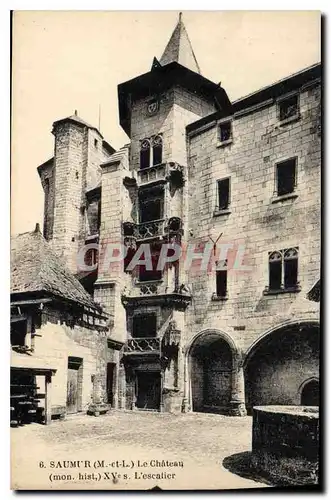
268,251,282,290
284,247,298,288
140,139,151,170
267,247,299,292
152,135,163,166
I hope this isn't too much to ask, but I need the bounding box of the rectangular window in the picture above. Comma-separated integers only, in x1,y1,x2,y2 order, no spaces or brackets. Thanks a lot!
11,320,27,347
267,248,299,292
217,178,230,210
276,158,296,196
219,121,232,142
279,94,299,122
140,198,163,222
216,270,227,298
132,314,157,338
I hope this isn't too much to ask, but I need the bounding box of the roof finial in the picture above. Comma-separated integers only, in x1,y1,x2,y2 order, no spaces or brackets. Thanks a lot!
74,109,78,116
179,12,182,22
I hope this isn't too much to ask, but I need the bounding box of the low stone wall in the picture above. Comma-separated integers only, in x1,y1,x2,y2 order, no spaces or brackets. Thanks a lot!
252,406,319,486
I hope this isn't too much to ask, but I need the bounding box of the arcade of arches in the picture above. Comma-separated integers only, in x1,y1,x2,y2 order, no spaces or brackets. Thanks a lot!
187,323,319,416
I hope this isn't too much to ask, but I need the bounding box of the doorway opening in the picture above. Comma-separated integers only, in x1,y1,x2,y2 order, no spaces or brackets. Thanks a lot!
66,357,83,414
135,371,161,410
301,379,319,406
189,333,233,414
106,363,116,407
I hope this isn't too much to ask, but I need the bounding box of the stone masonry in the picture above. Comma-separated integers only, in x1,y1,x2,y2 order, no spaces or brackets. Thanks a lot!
36,15,321,417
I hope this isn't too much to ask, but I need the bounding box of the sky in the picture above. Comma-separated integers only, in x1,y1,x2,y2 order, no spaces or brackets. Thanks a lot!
11,10,321,235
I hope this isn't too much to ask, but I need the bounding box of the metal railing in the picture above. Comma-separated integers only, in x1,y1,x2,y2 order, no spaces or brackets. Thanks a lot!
134,219,165,240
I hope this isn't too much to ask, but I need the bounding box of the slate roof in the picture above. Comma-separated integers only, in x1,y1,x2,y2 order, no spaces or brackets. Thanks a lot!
160,13,201,74
11,225,100,311
53,113,99,133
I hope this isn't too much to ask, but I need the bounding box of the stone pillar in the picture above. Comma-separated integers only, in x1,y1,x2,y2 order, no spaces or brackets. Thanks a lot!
92,374,103,404
160,369,165,413
44,372,52,425
230,354,247,416
182,352,191,413
118,363,126,409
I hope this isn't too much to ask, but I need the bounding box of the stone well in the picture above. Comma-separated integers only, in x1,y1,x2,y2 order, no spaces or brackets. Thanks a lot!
252,406,319,486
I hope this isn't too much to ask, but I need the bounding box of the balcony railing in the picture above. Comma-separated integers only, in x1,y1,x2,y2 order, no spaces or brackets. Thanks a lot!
136,162,185,187
137,281,160,296
134,219,165,240
125,337,161,354
137,164,166,185
123,217,182,243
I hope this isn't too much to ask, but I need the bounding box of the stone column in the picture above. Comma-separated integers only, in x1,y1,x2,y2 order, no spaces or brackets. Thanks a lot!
118,363,126,409
182,352,191,413
230,353,247,416
44,372,52,425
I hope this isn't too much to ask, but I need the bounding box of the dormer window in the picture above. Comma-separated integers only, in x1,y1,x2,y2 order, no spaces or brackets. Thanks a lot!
217,120,232,146
140,135,163,169
278,94,299,123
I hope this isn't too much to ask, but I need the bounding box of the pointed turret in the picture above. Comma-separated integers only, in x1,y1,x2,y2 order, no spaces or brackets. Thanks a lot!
159,12,201,74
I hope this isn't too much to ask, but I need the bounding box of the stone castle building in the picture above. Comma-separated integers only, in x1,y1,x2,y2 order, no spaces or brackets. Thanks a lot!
11,14,321,420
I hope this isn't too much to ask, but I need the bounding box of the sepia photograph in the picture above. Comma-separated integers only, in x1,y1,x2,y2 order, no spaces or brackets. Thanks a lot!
10,10,321,490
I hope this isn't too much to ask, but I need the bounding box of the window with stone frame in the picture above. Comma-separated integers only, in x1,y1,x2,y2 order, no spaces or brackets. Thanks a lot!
276,158,297,196
152,135,163,166
215,260,228,298
139,186,164,223
218,121,232,143
138,243,163,282
267,247,299,292
140,135,163,169
140,139,151,169
132,313,157,338
217,177,231,210
84,247,98,268
278,94,299,122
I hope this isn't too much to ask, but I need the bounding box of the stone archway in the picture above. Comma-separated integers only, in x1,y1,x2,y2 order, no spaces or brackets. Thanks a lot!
300,378,319,406
244,321,319,414
185,330,244,415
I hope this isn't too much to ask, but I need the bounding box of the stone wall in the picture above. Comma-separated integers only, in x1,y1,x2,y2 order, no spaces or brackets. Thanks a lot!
31,303,112,414
252,406,319,485
185,81,321,355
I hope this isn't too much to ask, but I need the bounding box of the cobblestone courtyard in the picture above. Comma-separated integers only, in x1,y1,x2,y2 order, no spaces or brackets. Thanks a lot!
11,411,269,490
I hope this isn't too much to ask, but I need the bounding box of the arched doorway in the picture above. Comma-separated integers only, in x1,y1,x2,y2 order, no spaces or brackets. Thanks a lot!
188,331,235,414
244,321,319,414
300,378,319,406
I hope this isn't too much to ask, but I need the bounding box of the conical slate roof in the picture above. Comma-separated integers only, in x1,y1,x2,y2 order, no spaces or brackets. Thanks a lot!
159,13,201,74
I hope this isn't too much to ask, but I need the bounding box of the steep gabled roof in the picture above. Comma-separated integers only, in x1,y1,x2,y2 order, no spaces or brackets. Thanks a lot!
11,225,100,311
160,13,201,74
